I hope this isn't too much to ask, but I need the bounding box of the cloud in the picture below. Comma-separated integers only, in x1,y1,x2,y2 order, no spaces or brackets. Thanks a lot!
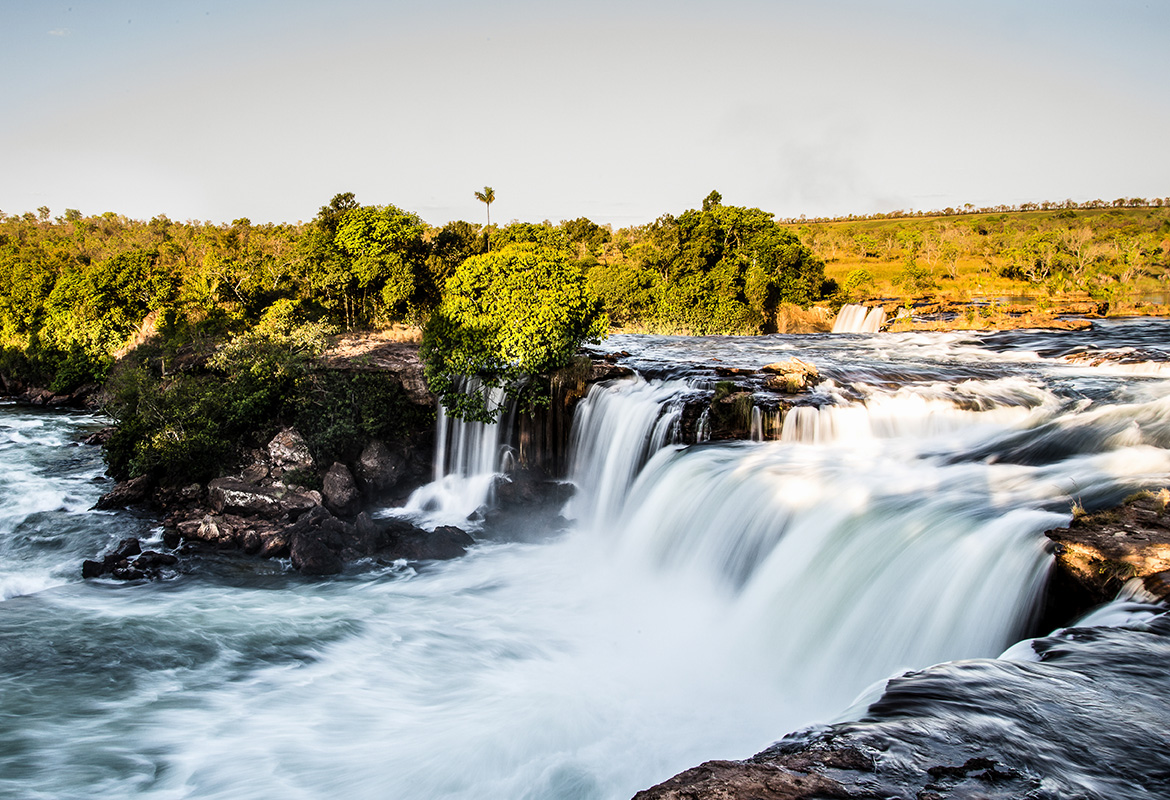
48,29,70,37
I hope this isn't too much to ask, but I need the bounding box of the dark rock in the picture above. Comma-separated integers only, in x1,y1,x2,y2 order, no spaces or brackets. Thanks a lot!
135,550,178,568
323,462,361,517
257,530,291,559
356,440,407,497
109,537,142,561
239,529,263,554
290,532,344,576
93,475,153,510
81,560,105,578
81,427,115,446
110,567,146,581
391,525,474,561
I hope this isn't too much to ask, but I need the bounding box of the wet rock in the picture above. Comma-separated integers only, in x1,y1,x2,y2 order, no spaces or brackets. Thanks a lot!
1047,488,1170,604
323,462,361,517
93,475,152,510
287,506,347,575
267,428,314,473
81,537,178,580
390,525,475,562
356,440,407,497
290,533,344,576
135,550,178,568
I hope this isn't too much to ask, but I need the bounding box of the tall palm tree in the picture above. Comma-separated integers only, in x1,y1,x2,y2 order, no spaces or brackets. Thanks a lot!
475,186,495,251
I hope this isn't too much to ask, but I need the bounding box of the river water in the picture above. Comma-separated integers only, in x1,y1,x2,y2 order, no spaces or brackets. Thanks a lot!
2,319,1170,799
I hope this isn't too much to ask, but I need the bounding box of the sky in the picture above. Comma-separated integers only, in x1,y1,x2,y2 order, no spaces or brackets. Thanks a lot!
2,0,1168,228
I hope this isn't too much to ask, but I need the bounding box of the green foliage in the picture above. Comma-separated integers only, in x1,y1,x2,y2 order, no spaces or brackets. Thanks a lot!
103,306,334,484
421,242,607,421
892,258,938,293
291,371,432,465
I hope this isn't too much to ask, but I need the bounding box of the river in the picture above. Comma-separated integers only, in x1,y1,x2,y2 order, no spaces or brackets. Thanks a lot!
2,319,1170,799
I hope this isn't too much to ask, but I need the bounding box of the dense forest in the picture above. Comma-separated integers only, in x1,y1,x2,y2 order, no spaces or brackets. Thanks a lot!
1,191,1167,485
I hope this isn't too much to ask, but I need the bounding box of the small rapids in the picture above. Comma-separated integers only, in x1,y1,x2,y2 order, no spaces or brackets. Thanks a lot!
3,319,1170,799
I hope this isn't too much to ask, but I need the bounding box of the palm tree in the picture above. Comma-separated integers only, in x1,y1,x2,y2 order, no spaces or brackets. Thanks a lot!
475,186,495,251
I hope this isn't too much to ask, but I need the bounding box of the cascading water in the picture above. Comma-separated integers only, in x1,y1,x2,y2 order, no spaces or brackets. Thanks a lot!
563,377,689,530
831,302,886,333
397,377,515,527
4,320,1170,800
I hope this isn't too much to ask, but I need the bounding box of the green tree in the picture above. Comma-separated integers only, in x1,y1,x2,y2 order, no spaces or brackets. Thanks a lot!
421,242,607,421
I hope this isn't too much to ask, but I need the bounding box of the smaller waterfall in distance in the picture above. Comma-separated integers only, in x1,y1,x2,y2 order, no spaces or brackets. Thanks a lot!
832,303,886,333
749,406,763,441
399,378,515,527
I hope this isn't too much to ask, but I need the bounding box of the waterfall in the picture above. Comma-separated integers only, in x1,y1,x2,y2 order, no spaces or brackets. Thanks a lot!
832,303,886,333
564,378,690,530
609,440,1060,705
749,406,763,441
399,377,515,526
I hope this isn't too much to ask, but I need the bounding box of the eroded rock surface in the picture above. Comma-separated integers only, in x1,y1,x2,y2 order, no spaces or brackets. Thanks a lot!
1047,488,1170,604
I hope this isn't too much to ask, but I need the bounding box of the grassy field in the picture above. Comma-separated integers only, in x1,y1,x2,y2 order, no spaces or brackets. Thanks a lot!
785,206,1170,320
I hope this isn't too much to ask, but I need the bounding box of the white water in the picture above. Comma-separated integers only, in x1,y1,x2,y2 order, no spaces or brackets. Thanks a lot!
832,303,886,333
397,378,513,527
564,378,688,530
5,322,1170,800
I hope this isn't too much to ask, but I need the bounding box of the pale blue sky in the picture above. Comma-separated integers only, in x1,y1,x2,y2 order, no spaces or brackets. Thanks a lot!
2,0,1167,227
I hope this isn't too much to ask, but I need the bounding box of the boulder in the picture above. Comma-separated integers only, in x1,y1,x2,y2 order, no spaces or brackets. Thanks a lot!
93,475,152,510
356,440,407,497
390,524,475,562
760,358,819,392
267,429,314,473
193,514,237,548
290,534,344,576
323,462,361,517
207,477,320,518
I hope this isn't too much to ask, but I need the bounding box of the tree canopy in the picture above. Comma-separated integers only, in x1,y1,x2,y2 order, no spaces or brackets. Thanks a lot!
420,242,607,421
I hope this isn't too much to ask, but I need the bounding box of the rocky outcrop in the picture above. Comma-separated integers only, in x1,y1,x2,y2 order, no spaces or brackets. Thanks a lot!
93,474,153,510
320,335,434,405
207,477,322,518
1046,488,1170,605
81,537,179,581
633,750,867,800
